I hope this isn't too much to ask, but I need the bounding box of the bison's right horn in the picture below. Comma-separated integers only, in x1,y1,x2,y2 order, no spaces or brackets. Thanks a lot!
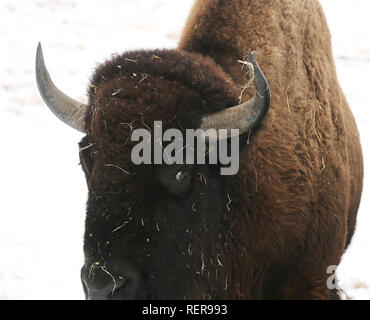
200,52,271,141
35,42,88,133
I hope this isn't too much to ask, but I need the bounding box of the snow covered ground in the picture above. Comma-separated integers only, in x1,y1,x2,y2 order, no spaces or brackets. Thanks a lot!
0,0,369,300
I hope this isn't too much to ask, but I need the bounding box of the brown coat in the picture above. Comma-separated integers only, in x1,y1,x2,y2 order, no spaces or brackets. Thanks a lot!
78,0,363,300
179,0,363,298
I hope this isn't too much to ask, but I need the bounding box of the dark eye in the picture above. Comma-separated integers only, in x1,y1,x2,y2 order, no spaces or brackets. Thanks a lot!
176,170,190,182
157,165,193,195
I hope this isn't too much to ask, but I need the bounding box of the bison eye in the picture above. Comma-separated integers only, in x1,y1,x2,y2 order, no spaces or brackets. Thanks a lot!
157,164,193,195
176,170,190,182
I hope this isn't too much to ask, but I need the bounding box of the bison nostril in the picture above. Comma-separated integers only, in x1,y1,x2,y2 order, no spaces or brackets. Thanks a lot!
86,286,114,300
82,263,145,300
84,274,143,300
85,277,128,300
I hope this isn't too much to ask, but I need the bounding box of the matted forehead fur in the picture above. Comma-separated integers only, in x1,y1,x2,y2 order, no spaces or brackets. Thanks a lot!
83,49,239,191
87,49,239,131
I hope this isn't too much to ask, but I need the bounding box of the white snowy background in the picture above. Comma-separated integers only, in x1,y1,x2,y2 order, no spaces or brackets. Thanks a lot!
0,0,369,300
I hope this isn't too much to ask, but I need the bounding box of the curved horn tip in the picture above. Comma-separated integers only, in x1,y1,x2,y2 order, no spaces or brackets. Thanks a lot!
36,42,44,65
247,51,256,61
247,51,261,72
248,51,271,97
35,42,88,133
200,51,271,139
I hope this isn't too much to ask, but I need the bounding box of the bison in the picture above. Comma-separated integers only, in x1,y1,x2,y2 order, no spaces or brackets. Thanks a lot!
35,0,363,300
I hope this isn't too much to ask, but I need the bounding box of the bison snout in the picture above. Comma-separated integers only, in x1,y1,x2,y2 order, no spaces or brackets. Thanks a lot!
82,263,147,300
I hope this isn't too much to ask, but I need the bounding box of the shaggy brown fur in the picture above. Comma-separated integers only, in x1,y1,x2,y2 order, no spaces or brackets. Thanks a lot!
179,0,363,298
79,0,363,300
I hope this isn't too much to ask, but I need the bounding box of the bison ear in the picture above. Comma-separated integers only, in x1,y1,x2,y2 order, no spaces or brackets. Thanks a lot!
79,137,94,177
35,42,89,133
200,52,271,141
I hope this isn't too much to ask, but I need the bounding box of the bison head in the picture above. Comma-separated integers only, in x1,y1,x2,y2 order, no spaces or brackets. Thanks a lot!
36,43,270,299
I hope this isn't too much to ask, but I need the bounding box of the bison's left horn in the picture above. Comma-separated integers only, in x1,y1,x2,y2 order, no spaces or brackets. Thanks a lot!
200,52,270,140
35,42,88,133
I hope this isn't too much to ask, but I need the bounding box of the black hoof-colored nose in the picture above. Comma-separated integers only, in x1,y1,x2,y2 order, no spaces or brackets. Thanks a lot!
82,264,144,300
87,285,117,300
